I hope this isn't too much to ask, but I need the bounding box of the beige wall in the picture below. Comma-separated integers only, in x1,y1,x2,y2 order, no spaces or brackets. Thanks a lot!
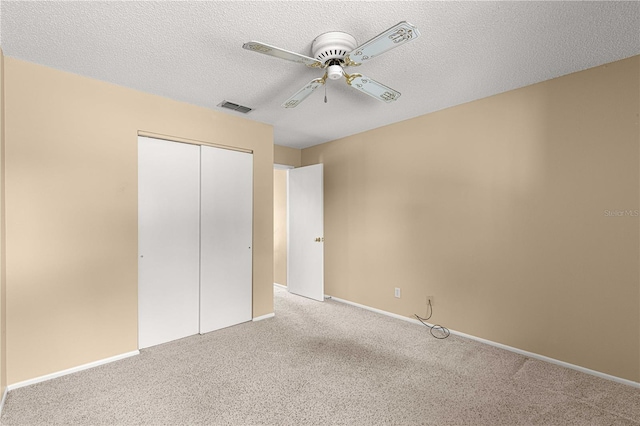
274,169,287,286
3,58,274,385
303,56,640,382
274,144,301,168
272,145,301,287
0,48,6,395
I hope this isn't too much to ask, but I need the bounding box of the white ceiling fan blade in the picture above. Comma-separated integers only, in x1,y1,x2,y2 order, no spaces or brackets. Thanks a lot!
282,77,326,108
243,41,322,68
345,21,420,65
345,73,401,103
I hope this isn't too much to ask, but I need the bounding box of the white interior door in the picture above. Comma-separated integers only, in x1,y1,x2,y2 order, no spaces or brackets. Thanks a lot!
138,136,200,349
200,146,253,333
288,164,324,301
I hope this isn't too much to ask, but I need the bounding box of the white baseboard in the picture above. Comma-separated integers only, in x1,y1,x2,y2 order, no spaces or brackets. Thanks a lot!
273,283,287,289
329,296,640,389
253,312,275,322
7,350,140,391
0,386,7,416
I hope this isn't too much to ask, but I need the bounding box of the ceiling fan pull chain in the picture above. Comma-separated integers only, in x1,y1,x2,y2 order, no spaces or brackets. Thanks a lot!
324,83,327,103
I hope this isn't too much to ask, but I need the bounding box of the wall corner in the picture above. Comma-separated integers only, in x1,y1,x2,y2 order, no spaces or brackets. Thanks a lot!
274,144,302,168
0,46,7,401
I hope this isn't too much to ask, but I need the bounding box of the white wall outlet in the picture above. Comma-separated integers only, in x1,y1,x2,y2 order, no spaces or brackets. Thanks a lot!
426,295,434,306
394,288,401,298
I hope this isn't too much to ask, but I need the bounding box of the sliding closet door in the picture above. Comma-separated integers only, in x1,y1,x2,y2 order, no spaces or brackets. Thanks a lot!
138,137,200,348
200,146,253,333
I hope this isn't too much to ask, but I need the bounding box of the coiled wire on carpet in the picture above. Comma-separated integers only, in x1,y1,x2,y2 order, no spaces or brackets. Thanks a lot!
415,301,450,339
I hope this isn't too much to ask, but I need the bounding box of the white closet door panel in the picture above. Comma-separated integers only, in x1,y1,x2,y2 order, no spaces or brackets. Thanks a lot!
138,137,200,349
200,146,253,333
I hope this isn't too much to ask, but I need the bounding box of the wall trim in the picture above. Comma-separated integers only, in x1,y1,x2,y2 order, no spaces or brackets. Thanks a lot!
0,386,7,417
7,350,140,391
252,313,275,322
329,296,640,389
138,131,253,154
274,164,294,170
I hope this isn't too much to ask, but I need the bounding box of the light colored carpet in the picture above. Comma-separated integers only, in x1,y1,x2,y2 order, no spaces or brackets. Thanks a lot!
2,286,639,425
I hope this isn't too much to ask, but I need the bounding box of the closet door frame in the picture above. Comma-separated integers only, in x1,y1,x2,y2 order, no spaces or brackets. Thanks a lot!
138,135,254,348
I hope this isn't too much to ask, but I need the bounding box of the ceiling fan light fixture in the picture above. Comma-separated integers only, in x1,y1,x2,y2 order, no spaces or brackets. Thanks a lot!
327,64,343,80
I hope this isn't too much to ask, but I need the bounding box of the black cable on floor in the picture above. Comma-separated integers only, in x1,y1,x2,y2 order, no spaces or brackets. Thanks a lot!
415,301,450,339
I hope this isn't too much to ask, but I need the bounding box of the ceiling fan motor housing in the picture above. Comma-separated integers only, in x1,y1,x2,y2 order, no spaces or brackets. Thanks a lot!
311,31,357,64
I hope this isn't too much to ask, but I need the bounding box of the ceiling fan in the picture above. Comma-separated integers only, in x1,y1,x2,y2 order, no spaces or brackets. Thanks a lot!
242,21,421,108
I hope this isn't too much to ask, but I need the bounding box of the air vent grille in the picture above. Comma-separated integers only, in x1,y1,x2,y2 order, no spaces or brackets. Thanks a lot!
218,100,253,114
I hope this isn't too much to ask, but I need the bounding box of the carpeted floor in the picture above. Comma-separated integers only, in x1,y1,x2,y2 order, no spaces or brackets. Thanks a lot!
2,286,639,425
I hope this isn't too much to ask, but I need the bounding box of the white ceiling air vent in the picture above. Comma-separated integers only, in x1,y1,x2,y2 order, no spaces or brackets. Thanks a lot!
218,100,253,114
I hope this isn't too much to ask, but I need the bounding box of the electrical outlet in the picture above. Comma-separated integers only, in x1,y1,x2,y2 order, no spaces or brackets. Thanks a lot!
394,288,401,298
426,295,434,306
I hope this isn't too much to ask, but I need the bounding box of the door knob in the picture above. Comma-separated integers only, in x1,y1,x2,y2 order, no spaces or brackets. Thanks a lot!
314,237,324,242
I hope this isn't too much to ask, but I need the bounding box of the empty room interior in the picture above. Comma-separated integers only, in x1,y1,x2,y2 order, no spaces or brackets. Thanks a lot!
0,1,639,424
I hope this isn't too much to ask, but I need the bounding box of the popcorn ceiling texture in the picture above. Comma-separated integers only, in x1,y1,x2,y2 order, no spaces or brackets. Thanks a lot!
1,1,639,148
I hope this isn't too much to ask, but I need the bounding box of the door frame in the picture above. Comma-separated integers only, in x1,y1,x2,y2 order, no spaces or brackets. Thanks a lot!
139,135,255,349
273,164,294,289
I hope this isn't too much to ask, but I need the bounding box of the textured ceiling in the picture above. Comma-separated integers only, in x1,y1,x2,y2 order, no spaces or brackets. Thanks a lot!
1,1,639,149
